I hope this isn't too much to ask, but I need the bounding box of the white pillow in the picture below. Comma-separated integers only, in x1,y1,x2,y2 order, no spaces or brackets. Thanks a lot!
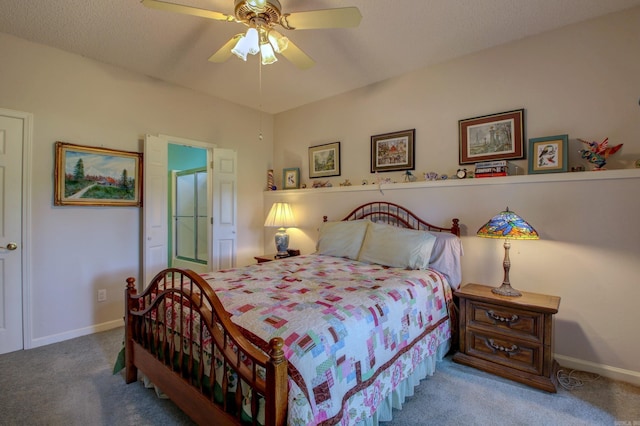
358,221,436,269
428,232,464,289
316,219,369,260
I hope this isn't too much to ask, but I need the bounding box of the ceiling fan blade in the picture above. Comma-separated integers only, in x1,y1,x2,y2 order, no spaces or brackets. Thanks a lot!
281,7,362,30
208,34,244,63
279,40,315,70
141,0,237,22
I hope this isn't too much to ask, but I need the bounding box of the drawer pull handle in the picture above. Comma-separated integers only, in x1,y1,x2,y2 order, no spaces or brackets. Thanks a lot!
488,339,518,354
487,310,519,324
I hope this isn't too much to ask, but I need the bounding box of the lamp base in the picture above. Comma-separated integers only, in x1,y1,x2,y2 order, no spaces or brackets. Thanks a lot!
492,283,522,297
274,228,289,257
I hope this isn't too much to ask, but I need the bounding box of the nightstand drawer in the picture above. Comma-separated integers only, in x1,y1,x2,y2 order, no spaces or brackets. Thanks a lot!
466,329,543,375
468,300,544,342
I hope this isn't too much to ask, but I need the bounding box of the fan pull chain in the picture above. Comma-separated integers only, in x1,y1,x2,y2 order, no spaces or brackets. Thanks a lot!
258,59,263,141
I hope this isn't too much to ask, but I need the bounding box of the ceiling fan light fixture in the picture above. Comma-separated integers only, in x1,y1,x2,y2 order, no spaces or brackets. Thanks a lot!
244,27,260,55
260,41,278,65
232,27,260,60
268,30,289,53
231,34,250,60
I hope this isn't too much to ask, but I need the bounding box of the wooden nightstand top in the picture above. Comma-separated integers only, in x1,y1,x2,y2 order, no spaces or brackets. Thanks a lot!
254,251,300,263
456,283,560,314
254,254,279,263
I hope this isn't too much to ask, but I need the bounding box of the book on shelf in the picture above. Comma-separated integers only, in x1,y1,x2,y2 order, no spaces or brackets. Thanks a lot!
474,160,507,168
474,160,508,177
475,170,508,178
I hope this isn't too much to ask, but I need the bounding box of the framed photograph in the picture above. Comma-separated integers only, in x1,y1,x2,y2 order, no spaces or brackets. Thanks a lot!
528,134,568,174
308,142,341,178
282,167,300,190
370,129,415,173
459,109,525,164
54,141,142,207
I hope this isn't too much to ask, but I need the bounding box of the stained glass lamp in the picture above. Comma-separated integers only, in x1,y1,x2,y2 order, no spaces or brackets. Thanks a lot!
264,202,296,257
477,208,539,297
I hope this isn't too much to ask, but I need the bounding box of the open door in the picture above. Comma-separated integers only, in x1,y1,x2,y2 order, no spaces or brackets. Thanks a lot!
211,148,237,270
143,134,168,287
143,135,237,287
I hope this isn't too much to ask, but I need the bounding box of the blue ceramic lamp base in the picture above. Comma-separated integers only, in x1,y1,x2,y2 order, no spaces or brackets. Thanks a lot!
274,228,289,257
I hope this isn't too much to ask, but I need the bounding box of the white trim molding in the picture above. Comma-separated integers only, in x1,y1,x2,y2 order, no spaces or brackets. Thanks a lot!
555,354,640,388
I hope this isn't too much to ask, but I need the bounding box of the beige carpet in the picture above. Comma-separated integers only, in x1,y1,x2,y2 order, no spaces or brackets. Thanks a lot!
0,326,638,425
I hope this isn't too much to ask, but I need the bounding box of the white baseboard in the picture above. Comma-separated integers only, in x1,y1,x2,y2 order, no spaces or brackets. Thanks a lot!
29,319,124,349
555,354,640,387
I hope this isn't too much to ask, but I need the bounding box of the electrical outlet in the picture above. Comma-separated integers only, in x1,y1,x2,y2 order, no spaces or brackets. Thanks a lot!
97,289,107,302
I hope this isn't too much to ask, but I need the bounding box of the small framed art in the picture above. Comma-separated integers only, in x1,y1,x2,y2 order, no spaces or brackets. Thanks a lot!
528,135,568,174
54,141,142,207
309,142,340,178
459,109,525,164
370,129,415,173
282,167,300,189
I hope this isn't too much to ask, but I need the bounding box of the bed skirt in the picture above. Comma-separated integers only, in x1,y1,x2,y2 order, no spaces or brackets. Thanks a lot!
354,338,451,426
137,330,451,425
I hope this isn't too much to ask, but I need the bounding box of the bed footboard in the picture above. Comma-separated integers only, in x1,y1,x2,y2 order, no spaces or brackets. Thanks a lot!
124,269,287,426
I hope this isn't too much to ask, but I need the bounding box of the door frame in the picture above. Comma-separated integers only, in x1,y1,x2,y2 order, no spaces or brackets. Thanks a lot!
0,108,33,350
144,135,237,286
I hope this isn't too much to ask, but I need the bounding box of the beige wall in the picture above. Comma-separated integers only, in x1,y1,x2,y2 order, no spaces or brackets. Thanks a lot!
0,33,272,345
271,8,640,383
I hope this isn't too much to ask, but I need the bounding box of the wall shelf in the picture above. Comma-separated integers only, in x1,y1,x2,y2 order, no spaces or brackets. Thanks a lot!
265,169,640,195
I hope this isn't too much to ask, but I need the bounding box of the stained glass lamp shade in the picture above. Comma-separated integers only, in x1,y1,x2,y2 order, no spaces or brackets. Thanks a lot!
264,202,296,257
477,208,539,297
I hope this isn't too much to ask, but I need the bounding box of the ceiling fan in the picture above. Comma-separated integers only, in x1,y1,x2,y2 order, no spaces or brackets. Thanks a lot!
141,0,362,69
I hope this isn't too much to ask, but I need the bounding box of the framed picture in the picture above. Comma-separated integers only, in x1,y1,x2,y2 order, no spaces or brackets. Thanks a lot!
308,142,341,178
282,167,300,190
528,134,568,174
370,129,415,173
54,141,142,207
459,109,525,164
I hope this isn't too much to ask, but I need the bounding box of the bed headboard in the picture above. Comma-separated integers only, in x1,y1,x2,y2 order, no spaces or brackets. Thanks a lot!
324,201,460,237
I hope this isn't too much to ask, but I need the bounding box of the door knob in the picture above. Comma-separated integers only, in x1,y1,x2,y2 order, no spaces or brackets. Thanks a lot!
1,242,17,250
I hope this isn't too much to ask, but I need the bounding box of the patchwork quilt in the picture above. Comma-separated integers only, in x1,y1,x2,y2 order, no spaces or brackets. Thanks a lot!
198,254,453,425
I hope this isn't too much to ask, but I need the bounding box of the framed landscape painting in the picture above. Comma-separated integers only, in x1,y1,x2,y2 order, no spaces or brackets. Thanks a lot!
459,109,525,164
54,141,142,206
308,142,340,178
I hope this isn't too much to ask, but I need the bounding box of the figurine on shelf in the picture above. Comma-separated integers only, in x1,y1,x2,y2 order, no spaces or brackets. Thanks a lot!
339,179,352,186
578,137,623,170
424,172,438,181
404,171,417,182
312,180,332,188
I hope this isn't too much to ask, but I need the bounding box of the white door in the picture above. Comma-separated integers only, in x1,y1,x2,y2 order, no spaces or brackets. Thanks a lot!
211,148,237,270
143,135,237,287
0,110,28,354
143,134,168,287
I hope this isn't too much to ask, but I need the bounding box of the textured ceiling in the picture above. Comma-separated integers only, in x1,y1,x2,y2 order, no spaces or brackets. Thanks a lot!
2,0,639,114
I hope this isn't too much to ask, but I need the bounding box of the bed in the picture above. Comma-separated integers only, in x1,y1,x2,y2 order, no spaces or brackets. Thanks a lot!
124,201,462,426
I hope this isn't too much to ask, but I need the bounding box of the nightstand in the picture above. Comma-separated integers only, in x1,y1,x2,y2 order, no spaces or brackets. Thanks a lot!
254,250,300,264
453,283,561,392
254,254,278,263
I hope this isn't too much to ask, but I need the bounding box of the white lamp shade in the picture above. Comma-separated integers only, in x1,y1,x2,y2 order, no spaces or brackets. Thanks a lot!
268,30,289,53
244,28,260,55
231,34,249,61
260,42,278,65
264,202,296,228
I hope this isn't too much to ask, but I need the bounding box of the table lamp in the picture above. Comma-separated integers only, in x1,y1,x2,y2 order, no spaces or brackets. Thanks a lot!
264,202,296,257
477,207,539,297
